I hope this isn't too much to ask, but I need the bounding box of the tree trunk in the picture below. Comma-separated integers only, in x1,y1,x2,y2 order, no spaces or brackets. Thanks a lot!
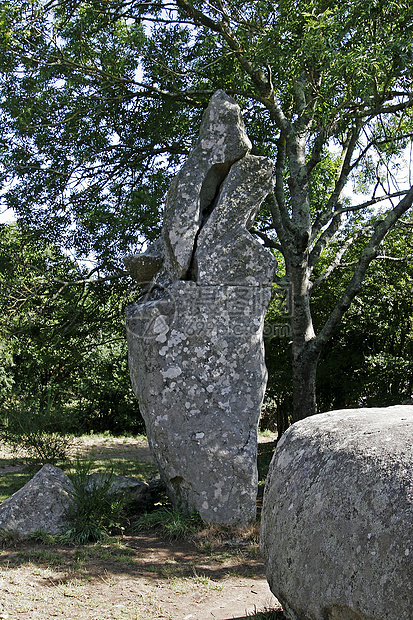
289,259,320,422
291,344,320,422
276,397,291,437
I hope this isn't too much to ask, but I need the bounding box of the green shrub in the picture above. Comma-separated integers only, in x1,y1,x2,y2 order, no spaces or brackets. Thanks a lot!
0,394,75,464
60,458,129,544
28,529,57,545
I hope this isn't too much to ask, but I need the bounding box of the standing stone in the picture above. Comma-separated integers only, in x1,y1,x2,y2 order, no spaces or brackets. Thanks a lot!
260,406,413,620
125,91,276,525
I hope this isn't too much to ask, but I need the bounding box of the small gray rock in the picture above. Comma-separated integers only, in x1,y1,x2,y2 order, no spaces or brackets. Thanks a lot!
124,237,164,283
123,254,163,284
86,472,150,503
260,406,413,620
0,464,74,535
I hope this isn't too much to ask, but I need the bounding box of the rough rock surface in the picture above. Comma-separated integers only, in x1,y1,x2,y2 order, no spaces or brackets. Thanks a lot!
126,90,276,524
195,154,275,286
86,473,150,503
0,464,74,535
160,89,253,284
260,406,413,620
124,237,164,284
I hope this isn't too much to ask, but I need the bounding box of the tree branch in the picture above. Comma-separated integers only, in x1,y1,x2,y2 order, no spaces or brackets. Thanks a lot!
311,122,362,244
311,226,373,289
357,95,413,118
333,190,410,217
175,0,291,134
313,187,413,353
250,227,282,252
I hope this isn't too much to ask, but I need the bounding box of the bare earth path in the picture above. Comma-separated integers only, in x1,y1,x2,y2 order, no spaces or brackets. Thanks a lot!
0,436,284,620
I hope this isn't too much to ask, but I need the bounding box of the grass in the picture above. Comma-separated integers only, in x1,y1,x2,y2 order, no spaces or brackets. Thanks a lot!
257,440,277,484
17,548,64,565
94,542,137,566
258,429,277,440
0,527,21,546
0,432,274,559
169,571,224,594
0,429,286,620
247,608,285,619
0,469,37,502
133,506,202,540
28,529,57,544
63,455,157,482
60,456,134,544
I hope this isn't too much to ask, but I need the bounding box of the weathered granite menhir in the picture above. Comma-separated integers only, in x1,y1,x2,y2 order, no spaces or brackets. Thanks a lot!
125,90,276,525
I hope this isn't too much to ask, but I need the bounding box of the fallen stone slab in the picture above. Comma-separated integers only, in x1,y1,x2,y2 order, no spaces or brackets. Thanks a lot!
260,406,413,620
0,463,74,535
86,472,150,504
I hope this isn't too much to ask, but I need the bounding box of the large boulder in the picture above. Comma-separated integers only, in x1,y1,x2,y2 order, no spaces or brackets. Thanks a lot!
260,406,413,620
126,91,276,525
0,464,74,535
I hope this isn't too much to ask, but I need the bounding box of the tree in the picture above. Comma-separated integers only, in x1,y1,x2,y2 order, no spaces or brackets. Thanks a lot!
0,223,144,434
1,0,413,422
263,215,413,429
314,215,413,410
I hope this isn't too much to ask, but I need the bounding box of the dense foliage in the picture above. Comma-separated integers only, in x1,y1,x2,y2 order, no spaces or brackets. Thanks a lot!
0,223,144,434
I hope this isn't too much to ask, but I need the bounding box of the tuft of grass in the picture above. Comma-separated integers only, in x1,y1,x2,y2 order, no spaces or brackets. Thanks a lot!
28,529,57,545
247,607,285,619
94,542,137,566
0,527,20,547
17,548,64,565
194,520,260,552
191,568,223,591
60,457,130,544
133,506,202,540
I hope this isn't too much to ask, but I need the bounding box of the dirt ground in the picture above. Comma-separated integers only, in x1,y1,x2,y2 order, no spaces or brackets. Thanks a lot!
0,436,285,620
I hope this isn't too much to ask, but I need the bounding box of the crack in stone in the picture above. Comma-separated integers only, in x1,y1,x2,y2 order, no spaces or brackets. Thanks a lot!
186,162,232,282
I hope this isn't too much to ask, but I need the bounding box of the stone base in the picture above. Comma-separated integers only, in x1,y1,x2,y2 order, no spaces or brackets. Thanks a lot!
126,281,271,525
